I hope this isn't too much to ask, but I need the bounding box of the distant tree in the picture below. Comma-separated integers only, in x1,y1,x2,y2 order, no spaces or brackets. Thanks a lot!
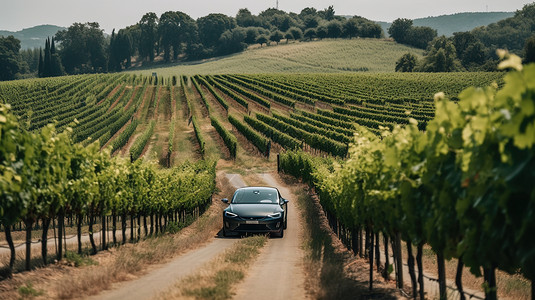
452,31,478,58
43,37,51,76
288,27,303,40
236,8,260,27
299,7,318,19
524,34,535,64
343,18,359,39
138,13,159,62
327,20,343,38
462,41,486,67
256,35,269,47
304,28,317,41
406,26,437,49
19,48,40,74
270,30,284,45
284,31,294,43
217,28,247,55
50,38,64,76
37,48,43,76
245,27,259,44
159,11,180,62
0,35,21,81
395,53,417,72
388,18,413,44
316,26,328,40
55,22,107,73
198,14,236,49
319,6,335,21
359,22,383,38
420,36,460,72
303,15,320,29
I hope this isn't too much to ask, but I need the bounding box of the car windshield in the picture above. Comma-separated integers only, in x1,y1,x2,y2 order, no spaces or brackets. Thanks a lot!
232,189,278,204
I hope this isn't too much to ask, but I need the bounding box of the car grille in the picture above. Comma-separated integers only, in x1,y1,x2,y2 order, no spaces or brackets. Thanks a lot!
236,224,270,231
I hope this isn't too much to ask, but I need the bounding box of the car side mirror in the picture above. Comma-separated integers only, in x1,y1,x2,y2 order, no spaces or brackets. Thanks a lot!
282,198,289,204
221,198,229,204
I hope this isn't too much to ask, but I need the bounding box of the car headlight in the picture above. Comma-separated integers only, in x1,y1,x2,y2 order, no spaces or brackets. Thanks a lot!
267,212,281,218
225,211,238,218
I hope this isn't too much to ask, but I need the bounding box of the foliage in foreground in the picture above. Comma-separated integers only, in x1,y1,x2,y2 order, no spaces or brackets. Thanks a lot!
0,107,216,273
279,54,535,297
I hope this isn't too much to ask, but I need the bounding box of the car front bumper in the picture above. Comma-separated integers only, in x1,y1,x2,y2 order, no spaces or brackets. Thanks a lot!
223,215,283,233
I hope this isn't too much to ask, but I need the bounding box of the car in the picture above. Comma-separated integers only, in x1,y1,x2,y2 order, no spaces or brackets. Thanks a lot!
222,186,289,238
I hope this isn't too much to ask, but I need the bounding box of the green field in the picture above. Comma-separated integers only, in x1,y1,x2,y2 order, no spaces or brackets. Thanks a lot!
130,39,424,76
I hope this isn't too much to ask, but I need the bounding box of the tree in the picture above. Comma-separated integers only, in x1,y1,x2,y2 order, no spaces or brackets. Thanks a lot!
138,12,158,62
256,35,268,47
270,30,284,45
327,20,343,38
406,26,436,49
420,36,460,72
217,28,247,55
159,11,180,62
343,19,359,39
319,6,335,21
317,25,328,40
245,27,260,44
524,34,535,63
288,27,303,40
55,22,107,73
388,18,413,44
462,41,486,67
0,35,21,81
284,31,294,43
395,53,417,72
304,28,316,41
197,14,236,49
236,8,260,27
303,15,320,29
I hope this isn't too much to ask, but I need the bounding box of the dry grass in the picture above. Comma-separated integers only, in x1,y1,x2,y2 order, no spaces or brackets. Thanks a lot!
397,243,531,299
155,235,267,300
129,39,424,76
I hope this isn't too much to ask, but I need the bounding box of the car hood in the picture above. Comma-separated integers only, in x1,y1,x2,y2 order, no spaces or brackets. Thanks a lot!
228,204,282,217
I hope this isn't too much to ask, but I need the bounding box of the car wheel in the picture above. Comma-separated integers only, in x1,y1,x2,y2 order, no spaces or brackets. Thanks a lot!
271,228,284,238
283,220,287,229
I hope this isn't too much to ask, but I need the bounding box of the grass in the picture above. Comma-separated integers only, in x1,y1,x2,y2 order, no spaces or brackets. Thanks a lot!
18,282,44,299
129,39,424,76
157,235,267,300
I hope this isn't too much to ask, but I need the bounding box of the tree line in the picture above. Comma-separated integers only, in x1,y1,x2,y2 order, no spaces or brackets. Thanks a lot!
393,3,535,72
0,6,384,80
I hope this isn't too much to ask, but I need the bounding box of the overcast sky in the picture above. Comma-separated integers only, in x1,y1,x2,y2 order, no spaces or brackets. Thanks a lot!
1,0,533,33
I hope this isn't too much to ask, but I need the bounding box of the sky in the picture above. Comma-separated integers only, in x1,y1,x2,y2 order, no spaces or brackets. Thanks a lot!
1,0,533,33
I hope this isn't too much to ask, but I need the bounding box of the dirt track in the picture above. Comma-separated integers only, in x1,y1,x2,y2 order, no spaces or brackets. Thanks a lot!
233,173,307,300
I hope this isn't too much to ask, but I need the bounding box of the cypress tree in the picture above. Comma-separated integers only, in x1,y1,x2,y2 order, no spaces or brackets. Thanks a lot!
38,48,44,77
43,37,51,77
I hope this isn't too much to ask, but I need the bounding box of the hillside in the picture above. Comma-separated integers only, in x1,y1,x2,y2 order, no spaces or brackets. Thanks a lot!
378,12,514,37
131,39,424,76
0,24,65,49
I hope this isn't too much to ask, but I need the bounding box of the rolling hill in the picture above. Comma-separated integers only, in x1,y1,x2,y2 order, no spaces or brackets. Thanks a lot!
0,24,65,49
378,12,514,37
131,38,424,76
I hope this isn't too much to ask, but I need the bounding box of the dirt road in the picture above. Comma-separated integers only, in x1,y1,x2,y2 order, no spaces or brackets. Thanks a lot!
233,173,307,300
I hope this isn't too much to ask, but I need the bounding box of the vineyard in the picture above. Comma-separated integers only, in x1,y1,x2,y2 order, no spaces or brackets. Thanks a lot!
1,61,532,299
